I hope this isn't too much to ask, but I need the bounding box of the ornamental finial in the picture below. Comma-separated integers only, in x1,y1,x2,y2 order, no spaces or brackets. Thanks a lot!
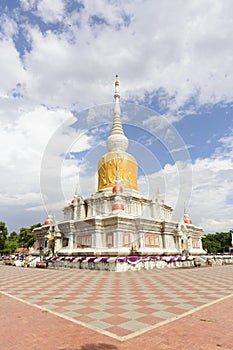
115,74,119,86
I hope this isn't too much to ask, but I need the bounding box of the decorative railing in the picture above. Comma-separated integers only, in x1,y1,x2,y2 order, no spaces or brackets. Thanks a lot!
1,254,233,272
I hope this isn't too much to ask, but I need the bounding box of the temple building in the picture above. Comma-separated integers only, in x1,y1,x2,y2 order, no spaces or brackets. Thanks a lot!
33,76,205,257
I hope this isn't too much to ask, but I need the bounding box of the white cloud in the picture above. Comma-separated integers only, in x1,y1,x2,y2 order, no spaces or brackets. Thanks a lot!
1,0,233,232
2,0,231,118
36,0,65,24
137,125,233,233
137,153,233,233
0,14,18,37
217,130,233,157
0,39,27,96
199,219,233,233
19,0,37,11
0,192,42,207
1,0,233,111
0,106,78,208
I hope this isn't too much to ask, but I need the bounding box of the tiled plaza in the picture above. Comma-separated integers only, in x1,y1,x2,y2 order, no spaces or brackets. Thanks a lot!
0,264,233,349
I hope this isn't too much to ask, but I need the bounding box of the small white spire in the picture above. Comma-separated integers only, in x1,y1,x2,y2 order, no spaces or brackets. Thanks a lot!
106,75,128,152
112,169,125,213
154,186,164,204
183,205,192,224
111,74,125,135
74,183,81,199
115,170,121,194
155,186,160,202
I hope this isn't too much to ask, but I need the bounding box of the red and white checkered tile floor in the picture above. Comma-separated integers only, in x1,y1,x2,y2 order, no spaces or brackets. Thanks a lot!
0,264,232,340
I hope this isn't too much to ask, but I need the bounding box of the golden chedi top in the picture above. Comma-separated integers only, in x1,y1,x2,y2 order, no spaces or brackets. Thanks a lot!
98,75,138,192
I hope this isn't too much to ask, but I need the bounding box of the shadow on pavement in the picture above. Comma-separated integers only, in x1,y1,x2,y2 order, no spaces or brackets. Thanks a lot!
80,344,118,350
60,344,118,350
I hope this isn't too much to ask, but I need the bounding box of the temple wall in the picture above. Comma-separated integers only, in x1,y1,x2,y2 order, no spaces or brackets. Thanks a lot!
33,209,205,257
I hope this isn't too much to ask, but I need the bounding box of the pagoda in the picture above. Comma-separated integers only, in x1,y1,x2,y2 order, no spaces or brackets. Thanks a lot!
33,76,205,257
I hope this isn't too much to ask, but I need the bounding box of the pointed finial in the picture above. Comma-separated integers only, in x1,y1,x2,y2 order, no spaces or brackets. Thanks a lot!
74,184,79,196
115,74,119,86
114,74,120,100
184,205,192,224
44,211,53,225
106,75,128,152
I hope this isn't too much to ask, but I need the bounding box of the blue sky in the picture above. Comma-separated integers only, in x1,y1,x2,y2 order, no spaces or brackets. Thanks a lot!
0,0,232,234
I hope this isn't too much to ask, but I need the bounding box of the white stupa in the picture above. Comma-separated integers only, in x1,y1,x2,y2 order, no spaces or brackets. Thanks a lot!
34,76,205,257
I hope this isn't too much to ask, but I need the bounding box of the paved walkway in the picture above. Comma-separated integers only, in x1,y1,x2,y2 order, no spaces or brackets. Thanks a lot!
0,264,233,349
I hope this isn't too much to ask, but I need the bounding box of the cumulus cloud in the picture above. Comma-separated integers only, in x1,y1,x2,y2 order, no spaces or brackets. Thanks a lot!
3,0,232,111
145,139,233,233
0,106,75,206
217,130,233,157
19,0,37,11
137,153,233,233
0,0,233,232
0,38,27,95
36,0,65,23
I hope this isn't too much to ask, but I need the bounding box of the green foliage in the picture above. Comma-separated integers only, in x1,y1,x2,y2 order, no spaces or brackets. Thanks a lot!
202,230,232,253
17,223,42,249
18,225,38,249
30,223,42,230
0,222,8,252
0,222,41,254
4,232,19,254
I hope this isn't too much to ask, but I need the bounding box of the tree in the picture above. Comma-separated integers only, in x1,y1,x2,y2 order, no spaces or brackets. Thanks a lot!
216,230,232,252
4,232,19,254
18,228,35,249
203,230,232,253
17,223,41,249
30,223,42,230
202,234,221,253
0,222,8,253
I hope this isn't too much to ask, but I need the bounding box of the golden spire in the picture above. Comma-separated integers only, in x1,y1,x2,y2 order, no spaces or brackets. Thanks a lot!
97,76,138,192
